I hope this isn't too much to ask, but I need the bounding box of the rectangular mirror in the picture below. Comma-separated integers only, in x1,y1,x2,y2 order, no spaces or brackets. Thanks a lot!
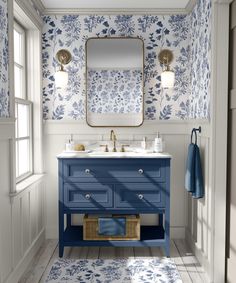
86,37,144,127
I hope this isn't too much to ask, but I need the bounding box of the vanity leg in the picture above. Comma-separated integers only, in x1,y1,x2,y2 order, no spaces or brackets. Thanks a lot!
165,210,170,257
59,244,64,258
59,202,64,257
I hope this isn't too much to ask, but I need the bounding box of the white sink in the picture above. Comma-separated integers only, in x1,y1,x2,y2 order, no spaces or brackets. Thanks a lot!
88,151,138,157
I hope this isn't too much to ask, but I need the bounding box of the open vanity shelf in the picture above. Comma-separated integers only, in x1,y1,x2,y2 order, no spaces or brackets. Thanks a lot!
58,155,171,257
63,225,165,247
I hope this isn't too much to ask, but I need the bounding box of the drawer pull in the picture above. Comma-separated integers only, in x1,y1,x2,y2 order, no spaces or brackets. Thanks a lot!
138,194,144,200
138,169,144,174
85,194,91,200
85,169,90,174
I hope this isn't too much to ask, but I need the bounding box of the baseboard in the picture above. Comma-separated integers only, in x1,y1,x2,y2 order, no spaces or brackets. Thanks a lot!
185,228,211,283
5,229,45,283
46,225,185,239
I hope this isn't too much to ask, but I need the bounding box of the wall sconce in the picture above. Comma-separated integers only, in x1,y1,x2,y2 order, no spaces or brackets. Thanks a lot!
158,49,175,89
55,49,72,88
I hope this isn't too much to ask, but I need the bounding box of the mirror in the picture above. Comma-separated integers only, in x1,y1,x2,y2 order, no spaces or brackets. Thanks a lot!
86,37,144,127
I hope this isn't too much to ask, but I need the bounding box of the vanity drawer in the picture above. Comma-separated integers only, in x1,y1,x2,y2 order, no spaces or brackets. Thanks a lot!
63,159,166,181
64,183,113,208
115,183,166,209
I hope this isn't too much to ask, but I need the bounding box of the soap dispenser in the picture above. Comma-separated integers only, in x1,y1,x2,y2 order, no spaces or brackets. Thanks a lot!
154,132,163,153
141,137,147,150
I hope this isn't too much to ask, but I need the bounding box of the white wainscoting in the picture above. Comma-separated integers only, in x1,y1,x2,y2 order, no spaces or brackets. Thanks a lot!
43,120,210,241
0,122,45,283
185,122,212,282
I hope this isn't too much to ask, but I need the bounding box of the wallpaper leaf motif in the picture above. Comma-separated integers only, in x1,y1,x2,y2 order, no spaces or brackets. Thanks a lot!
87,69,142,114
189,0,212,119
42,1,211,121
0,0,9,118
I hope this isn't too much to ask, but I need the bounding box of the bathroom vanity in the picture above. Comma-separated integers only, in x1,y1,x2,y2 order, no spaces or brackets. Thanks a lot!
57,152,171,257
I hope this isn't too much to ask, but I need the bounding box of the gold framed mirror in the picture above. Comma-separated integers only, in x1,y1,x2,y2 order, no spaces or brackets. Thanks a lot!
86,37,144,127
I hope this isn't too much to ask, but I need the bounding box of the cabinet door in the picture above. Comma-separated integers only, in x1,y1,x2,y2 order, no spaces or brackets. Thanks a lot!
115,183,166,209
64,183,113,208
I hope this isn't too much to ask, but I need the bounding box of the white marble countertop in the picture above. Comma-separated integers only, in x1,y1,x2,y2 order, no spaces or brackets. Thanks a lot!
57,150,172,159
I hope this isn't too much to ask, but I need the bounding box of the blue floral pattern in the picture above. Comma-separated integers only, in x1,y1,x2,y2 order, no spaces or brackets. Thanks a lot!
189,0,211,119
88,69,142,114
0,0,9,118
42,1,212,121
46,258,182,283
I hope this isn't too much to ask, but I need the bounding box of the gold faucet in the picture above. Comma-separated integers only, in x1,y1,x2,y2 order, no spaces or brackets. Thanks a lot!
110,130,117,152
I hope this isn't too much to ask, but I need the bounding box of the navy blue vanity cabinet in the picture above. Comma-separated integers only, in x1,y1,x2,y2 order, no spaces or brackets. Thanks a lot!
58,157,171,257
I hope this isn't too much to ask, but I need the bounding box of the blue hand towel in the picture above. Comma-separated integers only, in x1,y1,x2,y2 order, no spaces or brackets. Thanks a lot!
185,143,204,198
98,217,126,236
192,146,204,199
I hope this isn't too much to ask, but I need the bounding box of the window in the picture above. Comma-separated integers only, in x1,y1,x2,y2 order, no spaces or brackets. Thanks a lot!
14,21,33,182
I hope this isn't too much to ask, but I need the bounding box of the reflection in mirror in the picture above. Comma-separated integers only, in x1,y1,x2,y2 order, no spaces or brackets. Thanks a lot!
86,38,144,127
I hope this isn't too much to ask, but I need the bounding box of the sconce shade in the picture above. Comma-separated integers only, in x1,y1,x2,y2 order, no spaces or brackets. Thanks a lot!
158,49,175,89
161,70,175,88
55,70,68,88
55,49,72,88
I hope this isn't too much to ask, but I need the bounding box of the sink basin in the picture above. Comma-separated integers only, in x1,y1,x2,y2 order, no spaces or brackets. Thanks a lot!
88,151,138,157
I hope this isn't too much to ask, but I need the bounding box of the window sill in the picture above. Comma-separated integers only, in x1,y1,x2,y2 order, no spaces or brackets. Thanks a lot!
10,174,45,198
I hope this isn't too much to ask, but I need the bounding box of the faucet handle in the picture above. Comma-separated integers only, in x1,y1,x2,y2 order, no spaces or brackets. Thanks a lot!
121,144,130,152
100,144,109,152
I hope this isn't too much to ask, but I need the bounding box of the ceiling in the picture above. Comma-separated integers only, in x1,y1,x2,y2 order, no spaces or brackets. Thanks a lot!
40,0,191,10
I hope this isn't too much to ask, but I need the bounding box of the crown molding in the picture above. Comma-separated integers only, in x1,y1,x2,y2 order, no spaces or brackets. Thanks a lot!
212,0,233,3
185,0,197,13
14,0,43,28
43,7,189,15
30,0,207,16
31,0,45,15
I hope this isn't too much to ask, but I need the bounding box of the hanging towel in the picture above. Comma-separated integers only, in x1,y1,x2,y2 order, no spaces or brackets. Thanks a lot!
185,143,196,193
185,130,204,198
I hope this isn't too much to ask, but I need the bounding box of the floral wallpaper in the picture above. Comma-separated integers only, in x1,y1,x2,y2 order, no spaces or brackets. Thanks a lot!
0,0,9,118
42,14,191,120
87,69,142,114
42,0,212,121
189,0,211,119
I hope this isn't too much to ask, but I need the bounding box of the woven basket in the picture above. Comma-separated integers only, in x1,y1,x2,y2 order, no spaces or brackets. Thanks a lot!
83,214,140,241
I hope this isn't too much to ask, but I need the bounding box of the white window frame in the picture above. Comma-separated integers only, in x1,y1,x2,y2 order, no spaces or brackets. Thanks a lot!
14,21,34,183
14,21,26,100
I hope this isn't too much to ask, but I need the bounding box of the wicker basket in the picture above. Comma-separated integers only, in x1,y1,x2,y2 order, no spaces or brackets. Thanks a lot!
83,214,140,241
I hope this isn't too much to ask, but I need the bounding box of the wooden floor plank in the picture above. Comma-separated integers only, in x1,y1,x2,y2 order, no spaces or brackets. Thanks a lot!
115,247,134,258
150,246,165,257
174,239,203,283
39,243,59,283
87,247,100,259
99,247,116,259
69,246,89,259
19,240,57,283
170,241,193,283
134,247,151,258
